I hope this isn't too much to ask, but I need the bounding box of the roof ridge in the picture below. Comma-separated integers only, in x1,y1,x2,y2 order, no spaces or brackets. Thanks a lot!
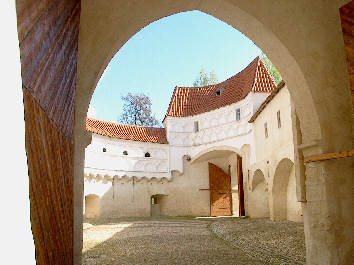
177,57,261,90
86,117,164,130
86,118,168,144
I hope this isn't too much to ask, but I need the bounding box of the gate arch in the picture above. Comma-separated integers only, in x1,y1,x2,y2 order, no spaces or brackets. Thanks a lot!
73,2,353,264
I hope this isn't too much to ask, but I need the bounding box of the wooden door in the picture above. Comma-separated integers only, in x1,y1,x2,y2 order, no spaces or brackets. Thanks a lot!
237,155,245,216
209,163,232,216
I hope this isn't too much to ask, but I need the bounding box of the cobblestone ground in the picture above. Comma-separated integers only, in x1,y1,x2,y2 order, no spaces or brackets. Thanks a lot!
211,218,306,265
83,217,305,265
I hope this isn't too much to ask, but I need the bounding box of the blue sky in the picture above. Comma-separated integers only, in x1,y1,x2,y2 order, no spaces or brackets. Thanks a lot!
90,11,263,124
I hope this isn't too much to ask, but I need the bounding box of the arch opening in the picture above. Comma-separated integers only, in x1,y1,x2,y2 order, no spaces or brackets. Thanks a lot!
248,169,269,218
84,194,100,219
74,2,353,264
271,158,301,222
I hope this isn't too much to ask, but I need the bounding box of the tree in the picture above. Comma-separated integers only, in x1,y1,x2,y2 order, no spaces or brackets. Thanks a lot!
120,93,160,127
260,54,282,85
193,68,218,86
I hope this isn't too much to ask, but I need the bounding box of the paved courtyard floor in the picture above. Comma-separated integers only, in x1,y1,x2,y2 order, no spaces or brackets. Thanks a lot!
83,217,305,265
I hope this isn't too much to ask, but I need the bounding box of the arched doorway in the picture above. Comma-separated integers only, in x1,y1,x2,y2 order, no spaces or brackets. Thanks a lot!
248,169,269,218
84,194,100,219
271,158,301,221
191,147,245,217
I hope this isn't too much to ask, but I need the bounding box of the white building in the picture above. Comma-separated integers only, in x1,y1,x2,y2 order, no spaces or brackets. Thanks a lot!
84,57,302,221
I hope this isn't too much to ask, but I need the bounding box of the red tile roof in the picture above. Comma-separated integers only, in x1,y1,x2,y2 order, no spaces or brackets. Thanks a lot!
165,57,275,118
86,118,168,144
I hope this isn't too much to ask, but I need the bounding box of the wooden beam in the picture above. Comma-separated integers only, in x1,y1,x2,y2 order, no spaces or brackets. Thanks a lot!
304,149,354,163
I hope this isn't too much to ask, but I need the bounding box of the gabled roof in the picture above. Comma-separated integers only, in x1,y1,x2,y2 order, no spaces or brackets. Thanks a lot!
248,80,286,123
86,118,168,144
165,57,275,118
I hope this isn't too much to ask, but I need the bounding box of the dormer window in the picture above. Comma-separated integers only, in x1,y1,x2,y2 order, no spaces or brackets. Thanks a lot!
123,150,128,155
194,121,199,132
216,87,224,96
236,108,241,121
145,152,151,158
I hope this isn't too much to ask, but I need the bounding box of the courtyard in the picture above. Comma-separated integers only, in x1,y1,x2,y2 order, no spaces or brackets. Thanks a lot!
83,217,305,265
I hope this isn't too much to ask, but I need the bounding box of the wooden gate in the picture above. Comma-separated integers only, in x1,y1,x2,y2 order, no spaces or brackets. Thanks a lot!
209,163,232,216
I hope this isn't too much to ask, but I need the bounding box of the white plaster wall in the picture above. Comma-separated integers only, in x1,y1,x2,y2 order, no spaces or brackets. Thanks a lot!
85,153,239,218
249,86,302,222
166,92,265,173
85,134,169,180
253,86,294,164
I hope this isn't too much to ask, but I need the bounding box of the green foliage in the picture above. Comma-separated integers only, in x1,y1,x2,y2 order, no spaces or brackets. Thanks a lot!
120,93,160,127
260,54,282,85
193,68,219,87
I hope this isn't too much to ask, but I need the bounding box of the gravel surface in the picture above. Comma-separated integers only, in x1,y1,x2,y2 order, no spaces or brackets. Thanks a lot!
83,217,305,265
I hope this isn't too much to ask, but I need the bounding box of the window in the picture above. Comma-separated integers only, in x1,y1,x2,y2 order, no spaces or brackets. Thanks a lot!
216,87,224,96
123,150,128,155
145,152,151,157
236,108,241,121
264,122,268,138
194,121,199,132
277,110,281,128
151,197,158,204
102,147,107,152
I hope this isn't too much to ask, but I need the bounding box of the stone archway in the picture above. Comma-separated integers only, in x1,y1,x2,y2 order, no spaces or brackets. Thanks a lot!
248,169,269,218
75,3,352,263
271,158,294,221
13,1,353,264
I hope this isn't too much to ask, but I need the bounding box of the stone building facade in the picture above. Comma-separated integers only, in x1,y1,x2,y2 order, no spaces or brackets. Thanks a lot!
84,57,302,222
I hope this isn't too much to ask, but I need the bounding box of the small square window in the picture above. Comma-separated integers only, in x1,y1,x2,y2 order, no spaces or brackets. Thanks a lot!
264,122,268,138
236,108,241,121
194,121,199,132
277,110,281,128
